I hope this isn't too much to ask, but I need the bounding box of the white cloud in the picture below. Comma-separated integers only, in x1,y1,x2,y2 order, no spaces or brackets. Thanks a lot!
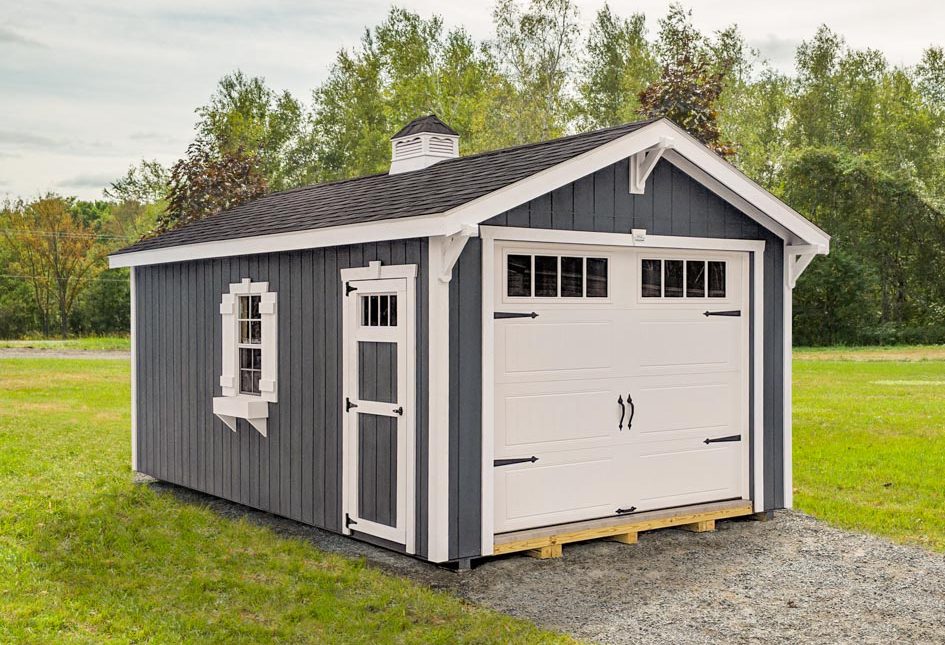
2,0,943,200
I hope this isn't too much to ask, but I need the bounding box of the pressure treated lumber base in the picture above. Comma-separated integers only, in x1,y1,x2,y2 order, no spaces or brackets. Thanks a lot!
493,499,754,559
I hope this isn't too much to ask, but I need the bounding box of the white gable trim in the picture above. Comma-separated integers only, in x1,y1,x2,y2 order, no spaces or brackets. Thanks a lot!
109,119,828,268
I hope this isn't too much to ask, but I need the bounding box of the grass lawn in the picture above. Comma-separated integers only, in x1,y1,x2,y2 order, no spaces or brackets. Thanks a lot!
793,346,945,552
0,336,131,351
0,358,568,644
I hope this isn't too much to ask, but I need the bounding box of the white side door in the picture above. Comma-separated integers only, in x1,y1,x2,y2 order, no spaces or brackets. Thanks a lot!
343,278,413,547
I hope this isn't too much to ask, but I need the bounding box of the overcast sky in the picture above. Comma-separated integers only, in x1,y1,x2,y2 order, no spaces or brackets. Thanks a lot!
2,0,941,200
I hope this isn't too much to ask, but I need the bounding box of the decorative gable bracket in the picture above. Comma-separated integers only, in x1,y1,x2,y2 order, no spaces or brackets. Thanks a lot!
438,224,479,283
786,244,824,288
629,137,675,194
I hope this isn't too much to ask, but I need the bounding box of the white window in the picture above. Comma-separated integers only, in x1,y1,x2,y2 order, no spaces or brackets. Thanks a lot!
641,259,726,299
506,253,609,299
212,278,277,436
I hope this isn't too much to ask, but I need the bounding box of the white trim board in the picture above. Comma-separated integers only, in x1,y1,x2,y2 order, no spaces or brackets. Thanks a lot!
109,119,827,269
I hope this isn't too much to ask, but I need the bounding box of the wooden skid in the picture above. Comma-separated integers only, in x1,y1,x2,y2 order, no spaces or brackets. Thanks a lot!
493,499,753,558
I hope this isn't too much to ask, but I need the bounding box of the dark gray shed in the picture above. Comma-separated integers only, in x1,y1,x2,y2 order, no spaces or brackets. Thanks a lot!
110,116,829,565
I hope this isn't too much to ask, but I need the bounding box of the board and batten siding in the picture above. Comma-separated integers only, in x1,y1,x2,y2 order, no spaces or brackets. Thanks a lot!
448,158,784,560
134,240,430,557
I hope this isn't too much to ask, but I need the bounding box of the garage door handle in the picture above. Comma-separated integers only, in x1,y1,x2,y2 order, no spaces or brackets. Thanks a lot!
494,456,539,467
626,394,635,429
617,395,625,430
703,310,741,317
616,506,637,514
704,434,741,444
494,311,539,319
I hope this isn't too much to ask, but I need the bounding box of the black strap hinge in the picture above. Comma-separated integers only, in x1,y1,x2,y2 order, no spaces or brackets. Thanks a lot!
704,434,742,444
345,513,357,528
346,283,358,296
345,397,358,412
494,311,539,319
616,506,637,514
704,310,741,317
494,456,539,467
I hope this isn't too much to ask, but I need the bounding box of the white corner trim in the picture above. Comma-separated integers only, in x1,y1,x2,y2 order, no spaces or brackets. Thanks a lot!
783,241,794,508
752,249,766,513
129,267,138,472
629,136,674,194
427,236,452,562
480,236,495,556
339,260,418,282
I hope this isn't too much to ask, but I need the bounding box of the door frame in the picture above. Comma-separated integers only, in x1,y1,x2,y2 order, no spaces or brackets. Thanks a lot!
340,261,417,554
479,226,766,556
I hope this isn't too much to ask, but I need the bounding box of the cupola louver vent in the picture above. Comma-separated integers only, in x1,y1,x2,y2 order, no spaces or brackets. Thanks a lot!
389,115,459,174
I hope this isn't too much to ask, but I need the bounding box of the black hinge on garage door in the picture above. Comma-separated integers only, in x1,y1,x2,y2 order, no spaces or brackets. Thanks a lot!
703,310,741,317
494,311,539,319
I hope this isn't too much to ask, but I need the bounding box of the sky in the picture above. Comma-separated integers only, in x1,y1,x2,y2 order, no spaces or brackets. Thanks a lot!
1,0,942,201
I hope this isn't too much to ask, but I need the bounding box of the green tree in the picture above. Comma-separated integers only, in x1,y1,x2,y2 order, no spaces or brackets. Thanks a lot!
491,0,580,142
195,71,315,191
576,5,657,129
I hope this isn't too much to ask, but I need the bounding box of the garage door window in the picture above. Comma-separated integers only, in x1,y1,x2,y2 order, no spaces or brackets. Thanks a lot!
642,259,725,298
507,253,608,299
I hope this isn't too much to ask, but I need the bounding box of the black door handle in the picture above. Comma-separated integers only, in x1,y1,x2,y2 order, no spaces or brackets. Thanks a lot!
393,406,404,416
626,394,635,429
616,506,637,514
617,395,625,430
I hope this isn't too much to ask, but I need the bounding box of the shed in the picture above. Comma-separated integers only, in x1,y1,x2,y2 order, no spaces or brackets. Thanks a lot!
109,116,829,566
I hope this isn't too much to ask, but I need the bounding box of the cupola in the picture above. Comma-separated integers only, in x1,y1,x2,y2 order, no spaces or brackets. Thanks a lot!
389,114,459,174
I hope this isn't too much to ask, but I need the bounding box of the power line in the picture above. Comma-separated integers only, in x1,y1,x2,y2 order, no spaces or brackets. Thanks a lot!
0,274,129,283
0,229,128,240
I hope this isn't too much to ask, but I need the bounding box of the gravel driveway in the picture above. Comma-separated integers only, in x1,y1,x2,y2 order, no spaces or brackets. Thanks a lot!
157,481,945,644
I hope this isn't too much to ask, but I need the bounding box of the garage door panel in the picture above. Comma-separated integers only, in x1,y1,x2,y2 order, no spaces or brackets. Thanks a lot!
500,388,616,451
495,450,622,533
630,381,734,437
635,318,740,372
501,320,614,374
631,443,742,510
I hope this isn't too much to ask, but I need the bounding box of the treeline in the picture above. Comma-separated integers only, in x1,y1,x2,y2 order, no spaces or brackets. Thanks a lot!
3,1,945,345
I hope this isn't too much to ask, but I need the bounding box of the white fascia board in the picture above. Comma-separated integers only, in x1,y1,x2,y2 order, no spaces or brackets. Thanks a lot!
108,212,451,268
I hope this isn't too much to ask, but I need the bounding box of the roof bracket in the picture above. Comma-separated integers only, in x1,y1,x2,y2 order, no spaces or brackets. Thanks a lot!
629,136,674,194
786,244,822,288
438,224,478,283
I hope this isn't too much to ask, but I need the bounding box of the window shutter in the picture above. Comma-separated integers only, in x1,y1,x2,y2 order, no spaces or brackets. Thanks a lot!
219,293,238,396
258,291,278,402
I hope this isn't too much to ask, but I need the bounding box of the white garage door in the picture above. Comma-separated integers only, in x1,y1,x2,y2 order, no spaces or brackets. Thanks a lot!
493,242,750,534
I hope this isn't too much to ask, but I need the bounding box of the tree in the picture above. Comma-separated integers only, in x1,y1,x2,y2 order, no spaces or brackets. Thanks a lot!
491,0,580,142
638,5,735,156
311,7,513,181
576,5,657,129
159,139,267,234
105,159,170,204
1,196,107,337
195,71,315,191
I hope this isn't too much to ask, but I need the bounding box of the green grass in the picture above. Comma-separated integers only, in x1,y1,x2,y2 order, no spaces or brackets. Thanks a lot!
0,358,569,644
0,336,130,351
793,348,945,552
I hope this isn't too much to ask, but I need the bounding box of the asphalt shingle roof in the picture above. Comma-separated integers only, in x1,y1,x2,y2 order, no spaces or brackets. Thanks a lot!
116,119,655,255
390,114,458,138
